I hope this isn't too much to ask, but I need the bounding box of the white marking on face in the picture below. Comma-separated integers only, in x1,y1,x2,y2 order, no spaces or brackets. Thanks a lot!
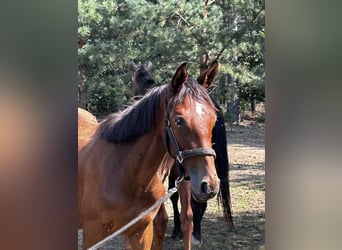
195,103,208,135
196,103,204,116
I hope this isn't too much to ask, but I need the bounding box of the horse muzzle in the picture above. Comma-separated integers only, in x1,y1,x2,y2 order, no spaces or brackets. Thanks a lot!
191,176,220,202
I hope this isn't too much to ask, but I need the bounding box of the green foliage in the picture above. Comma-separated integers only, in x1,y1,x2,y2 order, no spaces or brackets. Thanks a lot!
78,0,265,117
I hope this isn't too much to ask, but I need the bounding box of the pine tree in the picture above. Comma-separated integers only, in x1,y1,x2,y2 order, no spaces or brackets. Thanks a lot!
78,0,264,118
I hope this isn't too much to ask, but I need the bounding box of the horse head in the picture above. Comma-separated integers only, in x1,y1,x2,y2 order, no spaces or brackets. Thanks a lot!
129,60,155,97
165,62,220,202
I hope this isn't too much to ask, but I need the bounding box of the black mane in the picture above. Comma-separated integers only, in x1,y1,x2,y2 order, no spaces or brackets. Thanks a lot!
98,85,166,143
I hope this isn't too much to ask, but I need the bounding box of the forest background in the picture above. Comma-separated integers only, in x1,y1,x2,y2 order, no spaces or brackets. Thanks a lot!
78,0,265,122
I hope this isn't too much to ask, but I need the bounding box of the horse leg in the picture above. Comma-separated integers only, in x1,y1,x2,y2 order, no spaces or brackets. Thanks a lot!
82,220,106,250
169,174,183,238
191,197,207,245
127,222,154,250
179,180,193,250
124,236,132,250
153,204,168,250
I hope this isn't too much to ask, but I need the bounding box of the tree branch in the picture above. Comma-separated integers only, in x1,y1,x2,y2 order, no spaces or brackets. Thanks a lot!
215,47,226,61
174,11,191,26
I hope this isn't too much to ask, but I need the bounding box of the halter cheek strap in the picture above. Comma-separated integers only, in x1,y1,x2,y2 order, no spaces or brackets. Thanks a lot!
163,93,216,177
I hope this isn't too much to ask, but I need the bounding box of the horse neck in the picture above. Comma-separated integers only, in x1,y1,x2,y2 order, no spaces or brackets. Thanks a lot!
136,129,166,176
122,98,168,188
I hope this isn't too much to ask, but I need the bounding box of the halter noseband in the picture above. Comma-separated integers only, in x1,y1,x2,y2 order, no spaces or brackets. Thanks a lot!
163,92,216,177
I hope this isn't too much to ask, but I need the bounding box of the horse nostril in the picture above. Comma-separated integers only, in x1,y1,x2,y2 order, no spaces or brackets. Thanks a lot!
200,182,211,194
201,181,207,194
200,181,216,199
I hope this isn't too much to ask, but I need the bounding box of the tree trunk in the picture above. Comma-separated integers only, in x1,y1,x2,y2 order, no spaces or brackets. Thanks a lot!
250,92,256,115
226,75,240,125
199,0,210,73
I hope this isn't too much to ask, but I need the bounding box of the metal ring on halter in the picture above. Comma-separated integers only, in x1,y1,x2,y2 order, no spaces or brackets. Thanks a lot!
175,175,184,188
176,151,184,164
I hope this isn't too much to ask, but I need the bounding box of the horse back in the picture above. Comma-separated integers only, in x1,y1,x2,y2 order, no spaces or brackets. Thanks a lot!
78,108,98,152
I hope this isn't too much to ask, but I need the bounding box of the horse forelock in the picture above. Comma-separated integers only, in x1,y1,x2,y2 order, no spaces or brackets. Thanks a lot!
168,77,216,113
97,85,166,143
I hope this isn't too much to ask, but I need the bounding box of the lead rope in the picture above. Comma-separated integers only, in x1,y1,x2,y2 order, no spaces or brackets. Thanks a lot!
86,176,184,250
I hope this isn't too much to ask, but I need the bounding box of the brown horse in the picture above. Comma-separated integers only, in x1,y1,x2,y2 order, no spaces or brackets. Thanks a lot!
78,106,171,249
129,60,232,250
78,63,219,250
78,108,98,151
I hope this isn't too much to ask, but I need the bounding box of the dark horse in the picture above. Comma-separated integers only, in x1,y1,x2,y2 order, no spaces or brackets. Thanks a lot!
130,60,234,249
79,62,220,250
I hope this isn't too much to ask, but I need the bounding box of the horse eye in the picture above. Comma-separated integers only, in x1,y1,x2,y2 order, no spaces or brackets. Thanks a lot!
174,117,184,127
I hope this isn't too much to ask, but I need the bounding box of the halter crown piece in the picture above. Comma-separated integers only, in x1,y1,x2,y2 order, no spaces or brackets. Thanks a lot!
163,92,216,177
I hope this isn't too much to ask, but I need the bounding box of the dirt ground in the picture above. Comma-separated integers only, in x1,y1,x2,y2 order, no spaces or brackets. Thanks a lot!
78,121,265,250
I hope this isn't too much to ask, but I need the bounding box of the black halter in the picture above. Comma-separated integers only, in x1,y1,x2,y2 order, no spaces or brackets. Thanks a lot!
163,92,216,177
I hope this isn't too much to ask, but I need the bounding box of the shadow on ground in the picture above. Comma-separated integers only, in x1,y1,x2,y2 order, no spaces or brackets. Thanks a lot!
162,211,265,250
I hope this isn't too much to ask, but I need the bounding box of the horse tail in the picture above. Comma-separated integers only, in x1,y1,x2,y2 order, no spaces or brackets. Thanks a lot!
218,178,235,232
212,100,235,232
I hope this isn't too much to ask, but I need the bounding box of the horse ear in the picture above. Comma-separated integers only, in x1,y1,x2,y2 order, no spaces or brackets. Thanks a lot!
170,63,188,94
146,61,153,71
129,61,138,71
197,60,220,89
